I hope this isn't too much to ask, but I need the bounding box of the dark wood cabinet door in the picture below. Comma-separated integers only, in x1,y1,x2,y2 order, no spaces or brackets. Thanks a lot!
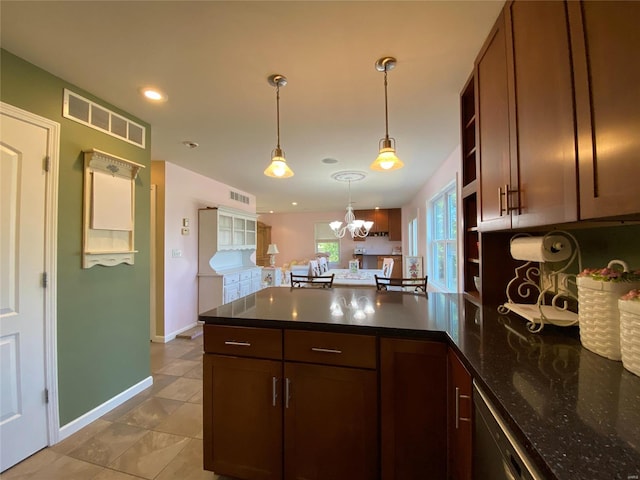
448,349,473,480
388,208,402,241
380,338,447,480
569,1,640,220
508,0,578,228
375,209,389,233
204,354,282,480
283,362,378,480
476,10,512,232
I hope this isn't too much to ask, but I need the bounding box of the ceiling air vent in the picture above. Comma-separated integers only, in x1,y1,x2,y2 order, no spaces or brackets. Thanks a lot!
63,89,145,148
230,191,250,205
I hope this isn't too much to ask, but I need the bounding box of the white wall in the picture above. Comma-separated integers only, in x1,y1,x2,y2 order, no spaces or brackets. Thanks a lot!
401,145,462,292
161,161,255,339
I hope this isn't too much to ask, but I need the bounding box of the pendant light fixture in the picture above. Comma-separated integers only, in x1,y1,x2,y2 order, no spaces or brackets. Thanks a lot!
264,74,294,178
370,56,404,172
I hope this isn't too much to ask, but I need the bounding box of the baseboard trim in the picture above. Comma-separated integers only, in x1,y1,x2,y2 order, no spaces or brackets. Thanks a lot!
151,322,198,344
57,375,153,442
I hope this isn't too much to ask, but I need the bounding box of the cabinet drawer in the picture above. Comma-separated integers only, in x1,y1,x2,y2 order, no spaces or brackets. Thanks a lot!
239,270,252,282
284,330,377,369
204,325,282,359
223,274,240,285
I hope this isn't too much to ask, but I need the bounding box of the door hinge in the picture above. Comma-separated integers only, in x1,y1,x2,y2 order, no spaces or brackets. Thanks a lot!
44,156,51,172
42,272,48,288
45,388,49,404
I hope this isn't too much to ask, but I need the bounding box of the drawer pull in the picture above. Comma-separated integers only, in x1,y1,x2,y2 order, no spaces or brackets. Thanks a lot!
311,347,342,354
456,388,472,429
224,341,251,347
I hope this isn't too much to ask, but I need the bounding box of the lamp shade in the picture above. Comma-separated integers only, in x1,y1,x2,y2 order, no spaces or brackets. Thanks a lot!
264,149,294,178
370,138,404,171
267,243,279,255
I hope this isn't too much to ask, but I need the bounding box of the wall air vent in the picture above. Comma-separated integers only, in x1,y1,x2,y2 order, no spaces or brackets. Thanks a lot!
63,89,146,148
230,191,250,205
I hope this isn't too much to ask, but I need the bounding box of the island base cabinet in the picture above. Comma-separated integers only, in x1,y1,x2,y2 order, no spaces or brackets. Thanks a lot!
283,362,378,480
203,354,283,480
448,349,473,480
380,338,447,479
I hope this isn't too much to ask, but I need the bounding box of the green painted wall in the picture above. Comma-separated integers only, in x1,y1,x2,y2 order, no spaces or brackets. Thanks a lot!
1,49,151,425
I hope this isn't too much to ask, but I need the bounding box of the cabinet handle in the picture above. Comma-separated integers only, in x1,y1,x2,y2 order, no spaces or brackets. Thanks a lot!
272,376,278,407
455,387,460,429
498,186,505,216
456,388,472,429
285,378,291,409
311,347,342,354
224,341,251,347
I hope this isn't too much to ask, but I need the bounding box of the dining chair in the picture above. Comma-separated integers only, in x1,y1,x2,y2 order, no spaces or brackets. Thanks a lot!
290,273,335,288
381,258,395,278
317,256,329,274
375,275,428,294
309,259,321,277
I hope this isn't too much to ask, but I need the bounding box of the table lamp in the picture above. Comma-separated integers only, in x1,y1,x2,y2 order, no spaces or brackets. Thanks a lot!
267,244,279,267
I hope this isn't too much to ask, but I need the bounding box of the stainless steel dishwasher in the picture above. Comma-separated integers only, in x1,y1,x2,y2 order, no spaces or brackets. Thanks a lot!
473,381,544,480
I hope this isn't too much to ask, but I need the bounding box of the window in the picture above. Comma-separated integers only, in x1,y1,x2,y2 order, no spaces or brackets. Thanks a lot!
314,223,340,263
408,217,418,256
428,182,457,292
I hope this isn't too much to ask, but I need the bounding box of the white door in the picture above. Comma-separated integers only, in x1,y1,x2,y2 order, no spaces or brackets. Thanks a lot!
0,105,56,471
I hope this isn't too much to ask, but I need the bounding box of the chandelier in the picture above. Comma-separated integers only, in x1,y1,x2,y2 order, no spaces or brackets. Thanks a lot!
330,172,373,239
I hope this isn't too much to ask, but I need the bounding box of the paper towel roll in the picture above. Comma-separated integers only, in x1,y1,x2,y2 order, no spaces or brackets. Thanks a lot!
510,235,572,262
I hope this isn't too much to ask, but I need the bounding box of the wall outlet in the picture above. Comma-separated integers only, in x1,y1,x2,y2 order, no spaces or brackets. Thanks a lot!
171,249,182,258
181,227,190,235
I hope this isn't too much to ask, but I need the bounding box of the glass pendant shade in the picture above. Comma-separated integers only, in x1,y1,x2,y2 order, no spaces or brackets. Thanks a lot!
370,138,404,171
264,147,294,178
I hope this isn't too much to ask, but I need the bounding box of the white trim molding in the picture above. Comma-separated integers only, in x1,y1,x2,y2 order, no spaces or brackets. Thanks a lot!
57,376,153,442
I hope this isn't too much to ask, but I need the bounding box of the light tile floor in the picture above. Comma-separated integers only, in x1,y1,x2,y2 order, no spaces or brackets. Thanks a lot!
1,333,234,480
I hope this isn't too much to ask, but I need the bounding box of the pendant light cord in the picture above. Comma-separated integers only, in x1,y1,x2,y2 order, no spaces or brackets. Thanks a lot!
275,83,281,149
383,68,389,141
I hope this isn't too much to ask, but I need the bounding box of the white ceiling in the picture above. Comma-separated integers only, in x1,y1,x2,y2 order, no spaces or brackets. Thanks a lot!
0,1,503,213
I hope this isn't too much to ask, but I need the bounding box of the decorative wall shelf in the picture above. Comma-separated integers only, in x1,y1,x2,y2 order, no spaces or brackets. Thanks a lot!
82,149,145,268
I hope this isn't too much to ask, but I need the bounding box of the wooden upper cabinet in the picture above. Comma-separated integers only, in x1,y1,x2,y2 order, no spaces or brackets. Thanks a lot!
476,10,512,232
507,0,578,228
568,1,640,220
388,208,402,241
374,208,389,233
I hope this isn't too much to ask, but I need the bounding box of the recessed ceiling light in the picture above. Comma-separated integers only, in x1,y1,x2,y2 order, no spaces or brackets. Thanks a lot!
140,87,168,102
182,140,199,149
292,202,298,206
322,158,339,164
269,210,274,214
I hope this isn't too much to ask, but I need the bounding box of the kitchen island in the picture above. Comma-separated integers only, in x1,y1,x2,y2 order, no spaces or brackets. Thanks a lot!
199,287,640,480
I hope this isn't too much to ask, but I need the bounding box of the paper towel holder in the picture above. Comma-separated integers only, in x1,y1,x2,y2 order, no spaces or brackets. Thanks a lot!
498,230,582,333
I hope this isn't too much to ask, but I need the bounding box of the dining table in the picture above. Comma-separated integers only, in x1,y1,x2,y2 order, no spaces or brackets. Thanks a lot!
325,268,384,287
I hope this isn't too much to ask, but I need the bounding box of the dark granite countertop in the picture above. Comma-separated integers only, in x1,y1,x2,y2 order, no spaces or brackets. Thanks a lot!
199,287,640,480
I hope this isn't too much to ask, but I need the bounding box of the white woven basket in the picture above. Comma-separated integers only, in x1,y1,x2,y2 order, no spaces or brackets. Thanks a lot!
619,298,640,377
577,260,640,361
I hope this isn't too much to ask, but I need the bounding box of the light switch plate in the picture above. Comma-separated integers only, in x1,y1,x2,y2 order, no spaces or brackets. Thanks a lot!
171,249,182,258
